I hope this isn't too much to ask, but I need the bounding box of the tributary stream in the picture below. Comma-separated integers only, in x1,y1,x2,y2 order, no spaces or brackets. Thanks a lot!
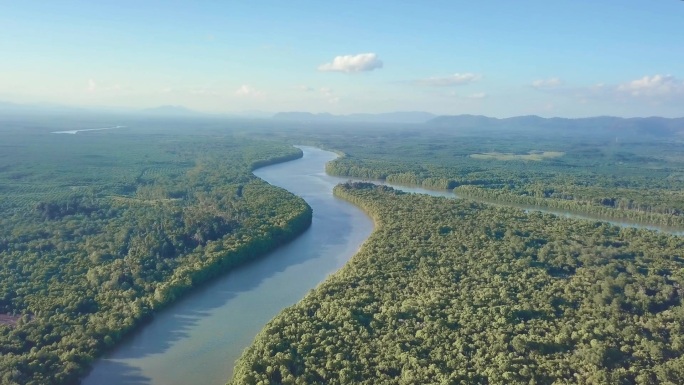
83,146,682,385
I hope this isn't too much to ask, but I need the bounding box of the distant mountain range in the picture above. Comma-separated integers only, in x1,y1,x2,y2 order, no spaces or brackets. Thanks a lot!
271,112,684,137
0,102,260,119
272,111,437,124
1,101,682,136
427,114,684,137
0,101,90,114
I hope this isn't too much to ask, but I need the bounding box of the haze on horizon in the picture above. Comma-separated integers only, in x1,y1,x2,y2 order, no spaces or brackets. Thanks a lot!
1,0,683,118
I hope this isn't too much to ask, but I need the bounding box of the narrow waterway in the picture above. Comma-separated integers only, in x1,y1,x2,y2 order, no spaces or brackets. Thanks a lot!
51,125,126,134
82,147,373,385
83,146,682,385
364,181,684,236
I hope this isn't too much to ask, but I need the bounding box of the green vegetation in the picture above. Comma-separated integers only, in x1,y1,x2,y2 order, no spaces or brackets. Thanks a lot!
4,115,684,384
455,185,684,228
314,125,684,227
0,125,311,384
238,118,684,230
231,182,684,385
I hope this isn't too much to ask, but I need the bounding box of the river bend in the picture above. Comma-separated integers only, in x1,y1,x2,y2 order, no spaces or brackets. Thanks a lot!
83,147,373,385
83,146,682,385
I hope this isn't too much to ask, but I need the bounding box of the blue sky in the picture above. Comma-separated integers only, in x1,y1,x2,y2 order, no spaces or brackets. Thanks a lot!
1,0,683,117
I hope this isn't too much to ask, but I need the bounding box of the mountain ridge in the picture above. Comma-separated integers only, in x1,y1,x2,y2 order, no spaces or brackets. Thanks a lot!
427,114,684,137
273,111,437,124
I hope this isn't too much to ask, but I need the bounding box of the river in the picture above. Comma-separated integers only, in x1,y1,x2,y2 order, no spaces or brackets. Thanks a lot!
51,125,126,134
83,146,682,385
361,180,684,236
82,147,373,385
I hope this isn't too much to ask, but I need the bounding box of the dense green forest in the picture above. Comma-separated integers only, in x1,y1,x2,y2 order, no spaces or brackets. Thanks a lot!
236,116,684,229
0,124,311,384
454,185,684,228
321,131,684,228
231,182,684,385
3,115,684,384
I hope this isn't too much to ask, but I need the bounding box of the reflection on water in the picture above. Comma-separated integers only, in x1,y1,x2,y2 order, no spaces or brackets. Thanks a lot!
83,146,682,385
83,147,373,385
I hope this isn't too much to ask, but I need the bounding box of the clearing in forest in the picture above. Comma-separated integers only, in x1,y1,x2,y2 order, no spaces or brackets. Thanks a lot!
470,150,565,161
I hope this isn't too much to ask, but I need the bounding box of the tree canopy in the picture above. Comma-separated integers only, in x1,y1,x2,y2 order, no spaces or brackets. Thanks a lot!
231,183,684,385
0,129,311,385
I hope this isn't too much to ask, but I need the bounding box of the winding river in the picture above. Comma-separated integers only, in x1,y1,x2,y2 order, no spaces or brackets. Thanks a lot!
83,146,683,385
83,147,373,385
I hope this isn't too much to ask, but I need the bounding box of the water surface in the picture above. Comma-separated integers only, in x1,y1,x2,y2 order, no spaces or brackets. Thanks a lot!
83,147,373,385
83,146,682,385
52,125,126,134
342,176,684,236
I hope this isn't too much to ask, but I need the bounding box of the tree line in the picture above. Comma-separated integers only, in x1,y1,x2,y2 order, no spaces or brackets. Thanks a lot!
0,133,311,385
231,182,684,385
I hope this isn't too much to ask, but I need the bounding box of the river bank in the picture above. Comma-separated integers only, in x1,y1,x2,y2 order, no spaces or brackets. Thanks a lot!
82,147,373,385
85,145,682,385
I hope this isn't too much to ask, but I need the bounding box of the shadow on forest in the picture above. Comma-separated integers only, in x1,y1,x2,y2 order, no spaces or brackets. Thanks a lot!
110,206,356,360
83,148,372,385
82,360,151,385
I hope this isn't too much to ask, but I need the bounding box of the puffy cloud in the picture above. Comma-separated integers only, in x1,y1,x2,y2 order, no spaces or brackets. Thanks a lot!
235,85,262,97
616,74,684,97
531,77,562,89
531,74,684,109
416,73,481,87
318,53,383,73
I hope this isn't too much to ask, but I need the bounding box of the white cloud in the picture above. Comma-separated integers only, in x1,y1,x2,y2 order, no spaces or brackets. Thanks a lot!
295,85,315,92
531,77,562,89
85,79,125,93
529,74,684,110
446,91,488,99
190,87,218,96
235,85,263,97
319,87,339,103
318,53,383,73
416,73,481,87
467,92,488,99
616,74,684,97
